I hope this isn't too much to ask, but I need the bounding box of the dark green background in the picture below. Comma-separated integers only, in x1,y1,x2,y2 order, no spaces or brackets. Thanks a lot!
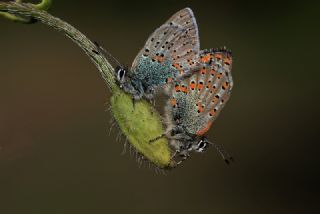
0,0,319,213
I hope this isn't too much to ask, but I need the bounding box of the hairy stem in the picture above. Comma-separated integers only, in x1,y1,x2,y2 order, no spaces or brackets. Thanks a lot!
0,1,116,89
0,0,52,23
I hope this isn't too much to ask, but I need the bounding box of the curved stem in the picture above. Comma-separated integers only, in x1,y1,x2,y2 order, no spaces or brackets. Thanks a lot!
0,0,52,23
0,1,116,90
33,0,52,10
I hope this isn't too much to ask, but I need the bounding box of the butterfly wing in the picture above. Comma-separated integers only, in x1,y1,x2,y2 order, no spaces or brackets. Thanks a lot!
166,49,233,136
131,8,200,89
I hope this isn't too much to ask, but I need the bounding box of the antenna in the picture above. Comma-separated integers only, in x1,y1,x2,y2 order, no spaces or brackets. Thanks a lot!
207,141,234,164
94,41,122,67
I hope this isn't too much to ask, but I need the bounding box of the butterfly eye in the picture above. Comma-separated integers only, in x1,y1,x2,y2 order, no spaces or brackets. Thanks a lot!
117,68,126,82
196,138,208,152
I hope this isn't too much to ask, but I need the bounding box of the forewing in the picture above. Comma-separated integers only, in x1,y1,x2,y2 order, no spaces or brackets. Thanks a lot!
165,7,200,53
131,8,200,80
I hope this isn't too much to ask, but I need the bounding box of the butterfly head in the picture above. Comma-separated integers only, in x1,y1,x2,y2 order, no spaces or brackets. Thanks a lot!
192,136,209,153
115,66,129,87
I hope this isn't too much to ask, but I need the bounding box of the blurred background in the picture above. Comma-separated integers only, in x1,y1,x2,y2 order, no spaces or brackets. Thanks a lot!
0,0,319,213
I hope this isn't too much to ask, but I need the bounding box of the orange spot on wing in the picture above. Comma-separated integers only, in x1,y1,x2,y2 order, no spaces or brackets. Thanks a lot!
196,102,204,113
210,109,217,115
200,54,212,63
210,84,218,94
222,82,229,89
153,56,164,63
197,82,204,91
217,73,223,79
172,63,184,75
224,58,232,65
181,85,188,93
212,96,219,103
173,63,180,69
189,82,196,90
196,121,213,136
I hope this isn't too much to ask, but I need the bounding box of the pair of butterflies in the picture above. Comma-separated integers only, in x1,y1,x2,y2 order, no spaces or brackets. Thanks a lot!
114,8,233,164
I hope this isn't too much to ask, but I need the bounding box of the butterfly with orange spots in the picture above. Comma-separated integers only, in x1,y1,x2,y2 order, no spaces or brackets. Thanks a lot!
163,48,234,164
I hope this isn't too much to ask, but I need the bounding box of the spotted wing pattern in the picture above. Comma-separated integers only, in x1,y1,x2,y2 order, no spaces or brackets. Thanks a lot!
131,8,200,87
165,49,233,136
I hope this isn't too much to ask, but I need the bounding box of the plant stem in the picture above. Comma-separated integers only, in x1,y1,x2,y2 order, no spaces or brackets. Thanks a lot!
0,0,52,23
0,1,116,90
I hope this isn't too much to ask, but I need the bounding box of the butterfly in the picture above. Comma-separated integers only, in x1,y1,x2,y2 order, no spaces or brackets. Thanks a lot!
115,8,201,101
113,8,234,164
161,49,234,164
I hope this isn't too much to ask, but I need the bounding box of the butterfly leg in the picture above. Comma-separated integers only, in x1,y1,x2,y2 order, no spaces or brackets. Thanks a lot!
170,150,178,159
148,126,187,144
131,93,143,109
150,98,156,107
176,151,190,165
144,88,156,104
148,132,168,143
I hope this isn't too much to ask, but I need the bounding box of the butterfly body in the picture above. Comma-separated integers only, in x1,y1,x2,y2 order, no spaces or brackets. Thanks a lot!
117,57,180,100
